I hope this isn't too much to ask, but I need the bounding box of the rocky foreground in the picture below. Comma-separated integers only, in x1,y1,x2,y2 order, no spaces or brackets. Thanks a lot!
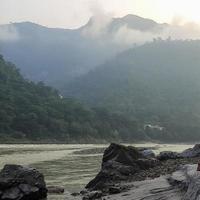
79,143,200,200
1,143,200,200
0,164,47,200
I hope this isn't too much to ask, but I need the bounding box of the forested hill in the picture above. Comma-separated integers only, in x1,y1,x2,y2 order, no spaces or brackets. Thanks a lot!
64,40,200,142
0,55,144,143
0,15,166,89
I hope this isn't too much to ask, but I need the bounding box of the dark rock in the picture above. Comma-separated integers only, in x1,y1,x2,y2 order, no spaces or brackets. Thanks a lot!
0,164,47,200
181,144,200,158
1,187,22,200
18,184,39,195
47,186,64,194
157,144,200,161
83,191,102,200
157,151,181,161
86,143,160,191
102,143,142,166
109,187,121,194
80,189,88,195
137,158,159,169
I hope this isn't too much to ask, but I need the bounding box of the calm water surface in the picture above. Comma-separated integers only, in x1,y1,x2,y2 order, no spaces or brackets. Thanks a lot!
0,143,195,199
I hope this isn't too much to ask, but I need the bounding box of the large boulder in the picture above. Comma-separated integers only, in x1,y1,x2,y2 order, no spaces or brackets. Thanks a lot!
168,164,200,200
86,143,159,192
0,165,47,200
181,144,200,158
102,143,142,165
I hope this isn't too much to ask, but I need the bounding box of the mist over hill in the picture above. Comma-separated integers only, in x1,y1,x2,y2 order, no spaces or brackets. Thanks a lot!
0,55,148,143
2,14,200,142
0,14,195,90
64,40,200,141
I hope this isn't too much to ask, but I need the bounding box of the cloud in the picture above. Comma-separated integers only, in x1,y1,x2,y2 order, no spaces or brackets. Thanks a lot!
82,6,200,47
113,25,160,46
81,1,113,39
167,22,200,40
0,24,19,42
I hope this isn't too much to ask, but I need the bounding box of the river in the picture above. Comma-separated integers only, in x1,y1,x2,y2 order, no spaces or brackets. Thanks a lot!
0,143,194,199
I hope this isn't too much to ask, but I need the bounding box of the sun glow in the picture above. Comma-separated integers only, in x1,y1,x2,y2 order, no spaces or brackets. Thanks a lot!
156,0,200,24
1,0,200,28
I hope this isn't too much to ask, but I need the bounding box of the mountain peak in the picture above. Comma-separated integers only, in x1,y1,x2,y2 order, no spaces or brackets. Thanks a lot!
121,14,149,21
111,14,159,31
82,14,161,33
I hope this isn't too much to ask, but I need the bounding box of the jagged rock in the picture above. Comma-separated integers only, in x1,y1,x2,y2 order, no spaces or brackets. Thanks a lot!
86,143,160,191
80,189,88,195
157,151,181,160
1,187,22,200
181,165,200,200
0,164,47,200
82,190,102,200
181,144,200,158
168,164,200,200
109,186,121,194
157,144,200,161
102,143,142,165
103,165,194,200
103,176,184,200
137,158,159,169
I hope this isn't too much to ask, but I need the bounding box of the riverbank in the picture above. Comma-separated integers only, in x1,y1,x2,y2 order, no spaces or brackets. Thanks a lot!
0,143,198,199
102,164,200,200
80,143,200,200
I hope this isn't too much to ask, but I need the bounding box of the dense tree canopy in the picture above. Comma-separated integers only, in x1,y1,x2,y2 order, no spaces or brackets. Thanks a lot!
65,40,200,142
0,55,143,143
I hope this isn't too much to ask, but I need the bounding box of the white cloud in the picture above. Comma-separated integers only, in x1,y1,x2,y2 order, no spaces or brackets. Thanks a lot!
81,2,113,38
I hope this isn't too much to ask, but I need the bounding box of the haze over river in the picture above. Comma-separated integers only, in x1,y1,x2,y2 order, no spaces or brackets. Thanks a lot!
0,143,195,199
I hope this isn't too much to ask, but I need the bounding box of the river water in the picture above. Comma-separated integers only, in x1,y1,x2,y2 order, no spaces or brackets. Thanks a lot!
0,143,194,199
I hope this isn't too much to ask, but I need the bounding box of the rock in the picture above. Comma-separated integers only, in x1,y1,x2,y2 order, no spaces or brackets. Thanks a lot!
168,166,188,189
83,190,102,200
157,151,181,160
80,189,88,195
19,184,39,195
102,143,143,166
157,144,200,161
137,158,159,169
168,164,200,200
109,187,121,194
181,144,200,158
181,165,200,200
140,149,156,158
0,164,47,200
1,187,22,200
103,176,184,200
47,186,64,194
86,143,160,192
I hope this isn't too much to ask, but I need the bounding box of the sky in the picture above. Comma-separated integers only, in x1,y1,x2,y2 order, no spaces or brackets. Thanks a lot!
1,0,200,28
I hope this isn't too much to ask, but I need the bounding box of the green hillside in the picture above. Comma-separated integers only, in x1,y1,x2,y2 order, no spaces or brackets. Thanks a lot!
0,55,144,143
65,40,200,142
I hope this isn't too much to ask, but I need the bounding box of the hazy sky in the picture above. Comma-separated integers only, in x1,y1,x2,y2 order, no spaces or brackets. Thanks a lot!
1,0,200,28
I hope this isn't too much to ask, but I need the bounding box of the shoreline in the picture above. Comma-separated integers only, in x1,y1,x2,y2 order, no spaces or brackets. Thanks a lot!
80,143,200,199
0,141,198,145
